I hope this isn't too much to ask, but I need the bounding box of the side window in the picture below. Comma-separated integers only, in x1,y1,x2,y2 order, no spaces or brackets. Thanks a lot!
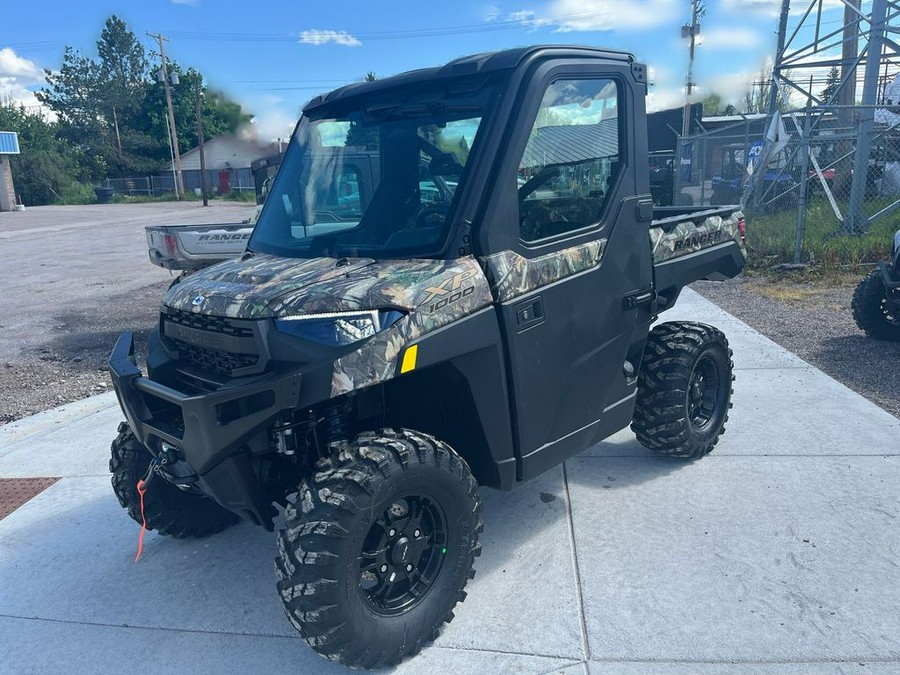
517,78,620,243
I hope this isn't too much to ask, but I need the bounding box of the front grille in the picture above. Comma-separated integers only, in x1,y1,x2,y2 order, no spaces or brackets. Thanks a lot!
164,308,255,337
173,340,259,376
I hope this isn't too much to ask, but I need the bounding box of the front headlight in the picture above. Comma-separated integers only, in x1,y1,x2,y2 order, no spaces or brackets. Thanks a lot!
274,309,405,346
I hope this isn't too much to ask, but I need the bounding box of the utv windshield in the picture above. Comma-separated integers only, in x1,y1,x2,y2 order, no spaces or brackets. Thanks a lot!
249,79,497,259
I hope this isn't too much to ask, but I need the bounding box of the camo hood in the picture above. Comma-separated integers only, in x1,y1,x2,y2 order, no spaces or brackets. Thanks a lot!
163,253,490,319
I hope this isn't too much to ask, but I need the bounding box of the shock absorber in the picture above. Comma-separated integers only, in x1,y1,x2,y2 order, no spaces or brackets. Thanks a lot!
322,399,352,452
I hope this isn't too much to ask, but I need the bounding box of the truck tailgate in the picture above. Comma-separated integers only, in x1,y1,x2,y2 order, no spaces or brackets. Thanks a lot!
146,223,253,271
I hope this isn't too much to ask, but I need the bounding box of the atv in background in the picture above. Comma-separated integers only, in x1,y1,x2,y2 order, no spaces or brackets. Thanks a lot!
852,229,900,341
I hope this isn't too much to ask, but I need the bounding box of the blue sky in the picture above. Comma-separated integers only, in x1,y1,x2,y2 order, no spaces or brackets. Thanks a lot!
1,0,850,140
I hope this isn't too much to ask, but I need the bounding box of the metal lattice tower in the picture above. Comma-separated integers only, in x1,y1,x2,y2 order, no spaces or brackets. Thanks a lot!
760,0,900,233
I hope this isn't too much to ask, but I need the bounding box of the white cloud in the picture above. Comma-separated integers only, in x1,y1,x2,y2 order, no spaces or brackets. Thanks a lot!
0,48,44,83
506,0,681,32
299,30,362,47
0,48,51,116
698,27,764,50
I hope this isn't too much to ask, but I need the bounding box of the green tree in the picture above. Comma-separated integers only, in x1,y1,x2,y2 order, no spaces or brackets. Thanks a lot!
0,100,92,205
820,66,840,103
39,15,253,179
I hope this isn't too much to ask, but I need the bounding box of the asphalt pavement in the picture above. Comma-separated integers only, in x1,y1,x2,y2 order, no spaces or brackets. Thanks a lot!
0,201,254,362
1,289,899,674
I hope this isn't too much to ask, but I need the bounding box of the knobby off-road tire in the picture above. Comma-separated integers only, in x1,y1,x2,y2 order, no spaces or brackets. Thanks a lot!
631,322,734,459
109,422,239,538
852,270,900,342
275,428,483,669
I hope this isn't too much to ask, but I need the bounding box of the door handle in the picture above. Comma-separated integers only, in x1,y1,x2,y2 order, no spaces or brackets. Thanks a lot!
515,296,544,332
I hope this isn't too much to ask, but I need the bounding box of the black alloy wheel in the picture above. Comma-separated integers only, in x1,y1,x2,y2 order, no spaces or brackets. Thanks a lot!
275,428,482,669
631,321,734,459
358,495,447,615
687,355,724,432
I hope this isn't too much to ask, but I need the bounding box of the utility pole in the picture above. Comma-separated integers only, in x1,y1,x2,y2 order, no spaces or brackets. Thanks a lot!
147,32,185,200
767,0,791,117
681,0,702,139
194,76,209,207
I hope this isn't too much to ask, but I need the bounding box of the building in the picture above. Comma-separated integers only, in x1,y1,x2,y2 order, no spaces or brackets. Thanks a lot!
0,131,20,211
166,135,279,194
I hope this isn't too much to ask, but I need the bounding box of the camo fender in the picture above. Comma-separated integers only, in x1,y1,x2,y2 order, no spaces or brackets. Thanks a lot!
480,239,607,303
330,257,493,396
650,211,744,263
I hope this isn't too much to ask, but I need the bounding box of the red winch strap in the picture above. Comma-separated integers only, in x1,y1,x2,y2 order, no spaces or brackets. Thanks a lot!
135,479,148,563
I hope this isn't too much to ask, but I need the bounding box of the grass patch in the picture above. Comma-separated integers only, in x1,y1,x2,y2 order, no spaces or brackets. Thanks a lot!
224,190,257,203
745,197,897,274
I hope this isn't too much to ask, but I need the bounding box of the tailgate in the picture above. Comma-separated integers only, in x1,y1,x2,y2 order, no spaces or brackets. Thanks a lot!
146,223,253,271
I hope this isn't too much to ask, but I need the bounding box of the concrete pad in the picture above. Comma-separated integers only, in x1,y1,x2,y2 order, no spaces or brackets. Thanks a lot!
660,289,810,371
584,366,900,459
0,617,579,675
0,392,117,444
438,465,584,659
566,454,900,663
0,400,122,477
587,662,899,674
0,476,291,637
0,470,584,662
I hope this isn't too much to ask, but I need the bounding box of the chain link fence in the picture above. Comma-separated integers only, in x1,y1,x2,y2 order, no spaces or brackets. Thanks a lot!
104,175,176,196
668,108,900,263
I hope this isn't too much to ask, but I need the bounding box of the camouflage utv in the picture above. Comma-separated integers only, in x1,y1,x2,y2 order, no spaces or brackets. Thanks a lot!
108,46,746,669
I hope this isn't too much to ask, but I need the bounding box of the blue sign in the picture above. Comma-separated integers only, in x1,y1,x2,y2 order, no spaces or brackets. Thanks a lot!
0,132,20,154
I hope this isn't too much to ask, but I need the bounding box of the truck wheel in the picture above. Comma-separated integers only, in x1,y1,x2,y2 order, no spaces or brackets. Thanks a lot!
631,322,734,459
109,422,239,538
275,428,483,669
852,270,900,341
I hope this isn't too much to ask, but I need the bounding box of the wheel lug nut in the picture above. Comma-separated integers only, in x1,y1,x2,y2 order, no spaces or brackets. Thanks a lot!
413,529,420,537
380,564,388,573
388,528,396,537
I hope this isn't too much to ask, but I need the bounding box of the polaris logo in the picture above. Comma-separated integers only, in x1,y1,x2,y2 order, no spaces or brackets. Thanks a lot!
673,230,723,252
197,233,251,241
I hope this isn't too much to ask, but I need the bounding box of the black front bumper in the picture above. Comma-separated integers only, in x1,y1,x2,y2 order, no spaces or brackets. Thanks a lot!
109,331,302,528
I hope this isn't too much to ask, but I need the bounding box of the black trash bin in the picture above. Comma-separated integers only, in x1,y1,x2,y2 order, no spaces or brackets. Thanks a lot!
95,186,114,204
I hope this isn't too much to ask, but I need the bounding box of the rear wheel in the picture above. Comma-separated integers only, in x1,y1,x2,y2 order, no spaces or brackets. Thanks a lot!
109,422,239,538
631,322,734,459
275,428,482,669
852,270,900,342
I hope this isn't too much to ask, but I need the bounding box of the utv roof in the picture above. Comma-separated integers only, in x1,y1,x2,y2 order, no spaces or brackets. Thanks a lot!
304,45,636,111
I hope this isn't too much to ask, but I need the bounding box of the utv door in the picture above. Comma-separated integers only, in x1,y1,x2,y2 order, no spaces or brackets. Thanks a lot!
480,64,654,480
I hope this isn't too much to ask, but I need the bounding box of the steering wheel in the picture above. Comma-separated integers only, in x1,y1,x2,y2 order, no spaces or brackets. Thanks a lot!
413,203,450,229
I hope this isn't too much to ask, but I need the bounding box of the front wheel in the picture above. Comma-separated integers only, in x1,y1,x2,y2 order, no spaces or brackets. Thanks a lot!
631,322,734,459
852,270,900,341
109,422,239,538
275,428,482,669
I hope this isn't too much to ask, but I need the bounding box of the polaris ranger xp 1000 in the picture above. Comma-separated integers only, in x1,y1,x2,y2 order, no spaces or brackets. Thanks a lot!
108,46,746,668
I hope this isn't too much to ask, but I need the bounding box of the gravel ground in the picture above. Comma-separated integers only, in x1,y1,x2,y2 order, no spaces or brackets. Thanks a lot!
694,274,900,419
0,202,254,424
0,279,167,424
